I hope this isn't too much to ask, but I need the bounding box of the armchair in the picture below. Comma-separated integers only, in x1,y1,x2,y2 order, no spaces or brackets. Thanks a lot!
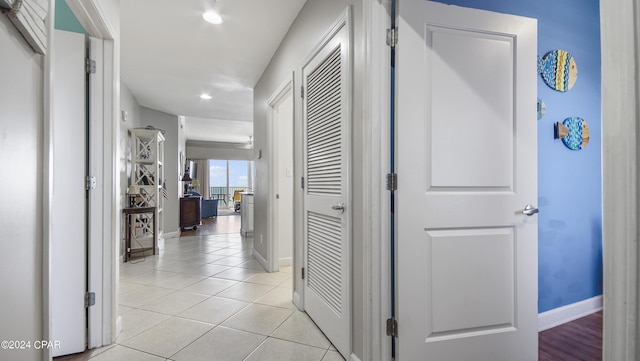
232,189,244,212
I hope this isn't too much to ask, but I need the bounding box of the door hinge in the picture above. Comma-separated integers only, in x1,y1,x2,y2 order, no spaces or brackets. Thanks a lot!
85,292,96,308
386,318,398,337
300,85,305,98
301,177,305,189
86,58,96,74
386,173,397,191
86,175,96,191
386,28,398,47
302,267,305,280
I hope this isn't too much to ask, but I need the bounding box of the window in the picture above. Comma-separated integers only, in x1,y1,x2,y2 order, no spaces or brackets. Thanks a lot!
209,159,253,207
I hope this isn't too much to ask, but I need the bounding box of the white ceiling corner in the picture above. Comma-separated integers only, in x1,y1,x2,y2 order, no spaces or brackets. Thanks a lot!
184,116,253,143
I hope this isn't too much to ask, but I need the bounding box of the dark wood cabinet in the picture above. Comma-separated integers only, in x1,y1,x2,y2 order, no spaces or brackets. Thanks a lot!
180,196,202,231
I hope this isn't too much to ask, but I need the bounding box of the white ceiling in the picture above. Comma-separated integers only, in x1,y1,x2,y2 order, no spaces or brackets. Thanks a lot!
120,0,307,141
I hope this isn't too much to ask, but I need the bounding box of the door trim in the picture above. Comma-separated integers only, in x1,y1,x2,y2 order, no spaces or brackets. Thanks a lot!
362,0,392,360
267,73,294,273
43,2,54,359
601,0,640,359
87,35,105,350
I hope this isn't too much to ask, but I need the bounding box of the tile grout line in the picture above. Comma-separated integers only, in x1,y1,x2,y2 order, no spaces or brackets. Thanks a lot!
114,230,341,360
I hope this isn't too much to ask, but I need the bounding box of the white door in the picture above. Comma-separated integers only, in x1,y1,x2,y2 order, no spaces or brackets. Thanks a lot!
269,81,294,272
397,2,538,360
52,29,87,357
302,21,351,357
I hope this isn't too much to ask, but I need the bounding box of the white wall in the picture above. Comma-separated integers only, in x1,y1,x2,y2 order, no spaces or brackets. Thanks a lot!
0,15,44,361
120,81,142,201
119,81,142,257
178,116,187,197
253,0,366,358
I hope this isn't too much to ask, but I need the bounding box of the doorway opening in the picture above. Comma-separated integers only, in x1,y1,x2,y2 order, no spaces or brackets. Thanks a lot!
267,77,295,274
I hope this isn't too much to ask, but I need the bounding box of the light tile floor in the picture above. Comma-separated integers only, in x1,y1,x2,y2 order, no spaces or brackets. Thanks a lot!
92,233,345,361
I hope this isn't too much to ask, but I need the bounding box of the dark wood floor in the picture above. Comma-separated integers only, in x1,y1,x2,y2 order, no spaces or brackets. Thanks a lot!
539,311,602,361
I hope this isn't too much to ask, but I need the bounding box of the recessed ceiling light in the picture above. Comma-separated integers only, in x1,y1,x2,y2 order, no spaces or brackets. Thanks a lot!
200,93,212,100
203,11,223,24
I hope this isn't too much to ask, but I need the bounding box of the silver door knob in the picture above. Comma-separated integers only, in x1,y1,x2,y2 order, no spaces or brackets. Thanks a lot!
522,204,539,216
330,203,346,213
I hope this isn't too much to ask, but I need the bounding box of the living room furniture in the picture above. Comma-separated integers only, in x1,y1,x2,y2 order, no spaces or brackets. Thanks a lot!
129,129,164,239
186,191,219,218
232,189,244,212
201,198,219,218
240,192,254,236
123,206,156,262
180,196,202,231
211,191,227,205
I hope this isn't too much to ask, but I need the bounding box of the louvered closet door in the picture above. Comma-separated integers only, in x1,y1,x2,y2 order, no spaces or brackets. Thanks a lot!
302,22,350,358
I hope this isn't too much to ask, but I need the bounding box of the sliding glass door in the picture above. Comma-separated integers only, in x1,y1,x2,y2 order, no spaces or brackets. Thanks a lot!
209,159,253,208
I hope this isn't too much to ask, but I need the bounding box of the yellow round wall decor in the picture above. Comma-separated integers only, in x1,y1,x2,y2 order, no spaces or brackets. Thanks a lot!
538,50,578,92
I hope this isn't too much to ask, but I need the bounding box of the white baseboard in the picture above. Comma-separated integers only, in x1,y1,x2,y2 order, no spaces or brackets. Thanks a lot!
253,249,269,271
115,315,122,340
279,257,292,267
163,230,180,239
293,291,303,311
156,234,165,252
538,295,603,331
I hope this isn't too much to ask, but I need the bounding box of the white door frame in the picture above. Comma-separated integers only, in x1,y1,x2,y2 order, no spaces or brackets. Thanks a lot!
87,35,105,349
361,0,392,360
601,0,640,360
60,0,121,349
267,74,294,273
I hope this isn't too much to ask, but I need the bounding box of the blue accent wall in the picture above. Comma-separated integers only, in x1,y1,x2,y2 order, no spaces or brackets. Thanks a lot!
55,0,85,33
433,0,602,313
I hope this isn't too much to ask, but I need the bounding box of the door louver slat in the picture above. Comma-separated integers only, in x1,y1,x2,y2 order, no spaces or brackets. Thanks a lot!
308,92,341,118
308,134,341,152
307,211,342,315
307,54,341,91
306,45,342,196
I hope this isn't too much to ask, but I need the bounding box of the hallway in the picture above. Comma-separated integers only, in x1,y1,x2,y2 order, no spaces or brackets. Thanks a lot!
88,216,342,360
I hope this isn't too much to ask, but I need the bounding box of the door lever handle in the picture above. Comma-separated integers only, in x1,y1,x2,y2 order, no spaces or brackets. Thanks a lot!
522,204,539,216
330,203,346,213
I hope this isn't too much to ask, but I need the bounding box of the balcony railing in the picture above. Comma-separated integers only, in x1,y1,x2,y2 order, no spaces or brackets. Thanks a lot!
209,186,248,207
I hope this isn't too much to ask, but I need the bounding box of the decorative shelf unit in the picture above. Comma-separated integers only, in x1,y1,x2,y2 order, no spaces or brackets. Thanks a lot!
129,129,165,251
